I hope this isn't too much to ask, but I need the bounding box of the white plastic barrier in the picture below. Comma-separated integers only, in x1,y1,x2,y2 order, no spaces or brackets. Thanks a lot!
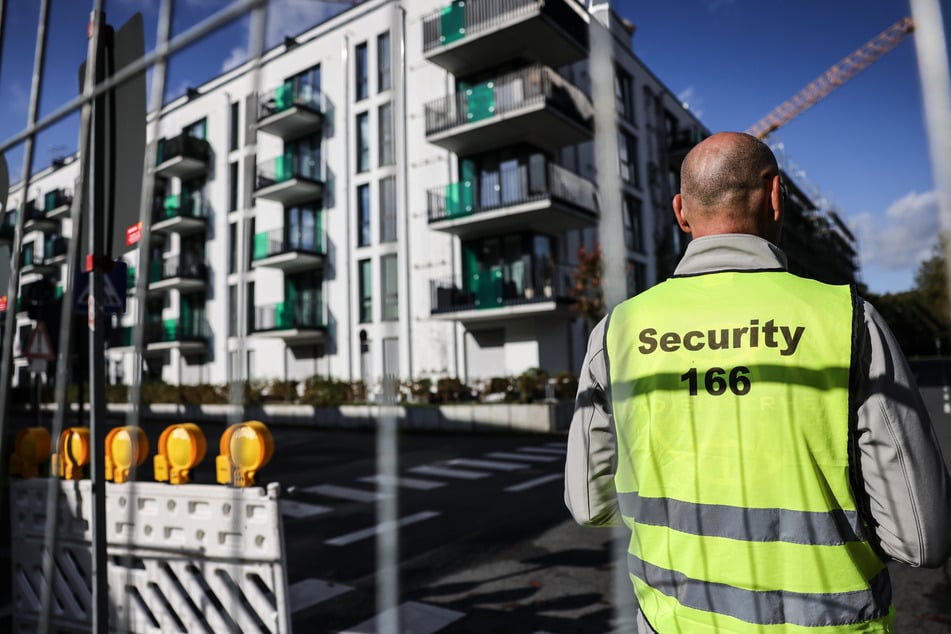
9,479,290,633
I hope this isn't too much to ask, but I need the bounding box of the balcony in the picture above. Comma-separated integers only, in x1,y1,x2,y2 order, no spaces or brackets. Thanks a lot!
428,160,597,239
430,262,574,323
22,201,59,233
147,257,207,294
422,0,588,76
667,127,706,169
154,133,211,180
20,247,58,276
152,192,208,235
424,65,593,155
257,83,324,140
107,325,134,349
145,319,209,354
43,189,73,220
251,301,327,344
251,227,325,273
254,155,324,206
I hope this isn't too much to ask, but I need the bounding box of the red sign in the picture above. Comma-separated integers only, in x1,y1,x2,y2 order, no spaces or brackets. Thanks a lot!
0,295,6,312
125,221,142,246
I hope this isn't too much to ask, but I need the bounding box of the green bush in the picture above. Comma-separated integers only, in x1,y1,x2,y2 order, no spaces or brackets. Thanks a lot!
406,377,433,403
265,380,299,403
552,370,579,402
301,377,353,406
515,367,549,403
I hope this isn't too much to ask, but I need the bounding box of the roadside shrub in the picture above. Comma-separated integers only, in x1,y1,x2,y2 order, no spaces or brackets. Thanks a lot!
180,383,228,405
264,380,299,403
433,377,472,403
407,377,433,403
301,377,352,406
482,376,516,402
515,367,549,403
552,371,579,401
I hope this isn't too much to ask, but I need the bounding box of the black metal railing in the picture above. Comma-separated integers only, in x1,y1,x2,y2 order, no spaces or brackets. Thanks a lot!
427,159,597,222
423,65,592,137
44,188,72,212
256,154,322,190
252,300,325,331
149,257,207,283
422,0,540,52
153,191,208,223
430,262,574,313
252,227,325,260
156,133,211,165
145,319,209,344
258,82,323,119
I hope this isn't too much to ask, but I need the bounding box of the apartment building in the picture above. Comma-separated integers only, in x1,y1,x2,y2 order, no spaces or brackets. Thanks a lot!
1,0,735,392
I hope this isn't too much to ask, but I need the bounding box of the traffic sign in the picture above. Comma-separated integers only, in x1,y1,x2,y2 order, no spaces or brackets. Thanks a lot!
25,321,55,361
74,261,128,315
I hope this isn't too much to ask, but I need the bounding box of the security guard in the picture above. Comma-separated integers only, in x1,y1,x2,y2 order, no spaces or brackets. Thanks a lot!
565,132,951,632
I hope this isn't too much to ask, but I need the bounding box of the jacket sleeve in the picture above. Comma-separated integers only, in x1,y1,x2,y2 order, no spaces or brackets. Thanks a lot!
856,300,951,567
564,317,621,526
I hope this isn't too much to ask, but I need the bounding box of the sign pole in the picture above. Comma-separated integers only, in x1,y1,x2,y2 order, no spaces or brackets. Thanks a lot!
87,10,110,633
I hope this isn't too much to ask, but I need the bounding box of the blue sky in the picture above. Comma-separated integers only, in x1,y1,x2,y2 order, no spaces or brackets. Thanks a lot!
0,0,947,295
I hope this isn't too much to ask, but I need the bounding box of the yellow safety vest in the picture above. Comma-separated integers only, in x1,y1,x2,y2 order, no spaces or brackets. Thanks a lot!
606,271,893,633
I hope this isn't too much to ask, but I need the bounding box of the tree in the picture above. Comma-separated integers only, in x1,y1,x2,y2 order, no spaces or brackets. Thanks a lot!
570,242,605,331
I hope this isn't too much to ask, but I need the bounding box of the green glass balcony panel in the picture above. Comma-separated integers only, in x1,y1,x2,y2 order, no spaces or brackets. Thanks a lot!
276,302,294,329
163,194,179,218
149,260,162,283
440,1,466,45
474,268,503,309
163,318,177,340
254,232,270,259
55,286,64,299
275,154,293,183
465,81,495,122
127,266,136,288
275,82,294,112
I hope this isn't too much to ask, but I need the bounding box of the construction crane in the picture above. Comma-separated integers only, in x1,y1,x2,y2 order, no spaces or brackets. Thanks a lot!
747,17,915,140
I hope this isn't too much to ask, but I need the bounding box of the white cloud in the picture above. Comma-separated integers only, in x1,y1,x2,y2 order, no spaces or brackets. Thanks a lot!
677,86,705,119
851,190,940,273
264,0,350,47
221,45,248,72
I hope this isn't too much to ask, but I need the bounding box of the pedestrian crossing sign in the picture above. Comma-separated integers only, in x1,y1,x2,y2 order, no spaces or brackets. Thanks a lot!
73,261,128,315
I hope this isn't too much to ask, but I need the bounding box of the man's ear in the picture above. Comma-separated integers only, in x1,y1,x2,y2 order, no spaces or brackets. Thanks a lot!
771,175,784,223
673,193,692,234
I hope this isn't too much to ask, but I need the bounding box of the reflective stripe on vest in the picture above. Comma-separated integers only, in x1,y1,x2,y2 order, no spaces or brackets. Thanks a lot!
606,271,893,632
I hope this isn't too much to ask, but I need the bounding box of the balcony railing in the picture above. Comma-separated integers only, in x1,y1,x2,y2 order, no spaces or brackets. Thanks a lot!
153,192,207,223
146,319,209,344
253,227,325,260
44,189,72,213
428,160,597,222
252,301,325,331
44,236,67,260
156,133,210,166
430,262,574,313
423,0,540,51
256,155,322,189
424,65,593,137
258,83,322,119
150,257,207,283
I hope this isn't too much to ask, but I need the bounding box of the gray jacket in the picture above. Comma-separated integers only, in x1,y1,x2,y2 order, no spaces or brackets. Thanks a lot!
565,234,951,626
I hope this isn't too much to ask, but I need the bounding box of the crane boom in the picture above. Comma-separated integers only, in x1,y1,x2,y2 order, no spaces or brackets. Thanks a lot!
747,17,915,140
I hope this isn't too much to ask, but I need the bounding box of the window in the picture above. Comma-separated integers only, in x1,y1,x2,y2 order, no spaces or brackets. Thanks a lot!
229,101,240,150
246,217,256,269
357,184,371,247
619,132,639,187
184,118,206,139
289,135,321,181
356,112,370,172
615,68,634,124
377,31,391,92
290,64,321,108
355,42,368,101
626,259,647,297
623,194,644,252
247,280,255,331
358,259,372,323
228,161,239,211
286,205,321,252
229,221,237,273
378,102,394,166
381,254,398,321
379,176,397,243
228,285,237,336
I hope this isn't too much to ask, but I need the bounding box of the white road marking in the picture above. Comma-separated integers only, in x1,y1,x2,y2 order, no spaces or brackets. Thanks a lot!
409,465,490,480
288,578,353,613
326,511,440,547
302,484,386,503
280,500,333,519
341,601,464,634
520,446,567,455
449,458,528,471
487,451,561,463
359,475,446,490
505,473,563,492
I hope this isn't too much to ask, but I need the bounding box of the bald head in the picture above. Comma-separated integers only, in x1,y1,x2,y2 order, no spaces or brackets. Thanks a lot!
673,132,784,243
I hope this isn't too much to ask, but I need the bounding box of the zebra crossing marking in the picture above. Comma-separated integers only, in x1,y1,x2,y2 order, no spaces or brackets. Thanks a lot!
288,578,353,613
520,446,567,455
486,451,561,463
280,499,333,519
326,511,440,547
409,465,490,480
340,601,464,634
302,484,386,503
505,473,563,492
359,474,446,490
449,458,528,471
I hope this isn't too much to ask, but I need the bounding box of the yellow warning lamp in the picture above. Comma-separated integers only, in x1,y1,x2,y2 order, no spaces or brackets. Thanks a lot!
153,423,207,484
104,426,149,483
9,427,52,478
216,421,274,487
51,427,91,480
